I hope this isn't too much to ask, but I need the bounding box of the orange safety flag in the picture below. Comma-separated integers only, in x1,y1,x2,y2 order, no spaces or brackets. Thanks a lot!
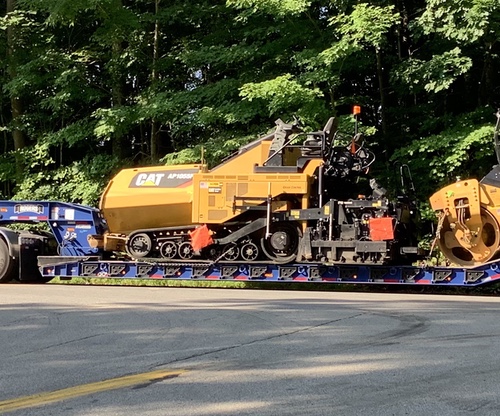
189,225,214,251
369,217,394,241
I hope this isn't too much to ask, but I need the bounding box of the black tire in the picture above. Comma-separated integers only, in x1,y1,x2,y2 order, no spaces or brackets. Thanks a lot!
0,238,17,283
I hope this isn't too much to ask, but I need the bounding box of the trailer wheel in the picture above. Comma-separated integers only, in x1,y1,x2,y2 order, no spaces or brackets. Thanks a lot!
0,238,17,283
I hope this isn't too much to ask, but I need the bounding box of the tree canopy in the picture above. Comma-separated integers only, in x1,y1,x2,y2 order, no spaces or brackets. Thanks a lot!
1,0,499,205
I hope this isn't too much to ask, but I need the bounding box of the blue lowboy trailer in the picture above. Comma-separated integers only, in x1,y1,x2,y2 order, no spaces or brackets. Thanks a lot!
0,200,498,287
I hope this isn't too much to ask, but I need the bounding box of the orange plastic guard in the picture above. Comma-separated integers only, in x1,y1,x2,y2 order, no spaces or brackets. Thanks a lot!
189,224,214,251
369,217,394,241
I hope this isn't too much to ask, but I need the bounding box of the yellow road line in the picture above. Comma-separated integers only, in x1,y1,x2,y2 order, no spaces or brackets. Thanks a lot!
0,368,186,414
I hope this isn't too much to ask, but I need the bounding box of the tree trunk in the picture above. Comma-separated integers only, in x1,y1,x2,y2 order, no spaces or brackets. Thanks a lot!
376,48,388,137
111,39,126,160
6,0,26,181
395,0,411,61
150,0,161,162
479,42,495,107
110,0,126,160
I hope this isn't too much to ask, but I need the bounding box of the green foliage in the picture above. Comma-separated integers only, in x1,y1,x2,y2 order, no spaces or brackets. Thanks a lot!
0,9,38,31
393,48,473,93
0,0,499,212
0,153,17,198
330,3,399,49
43,119,96,148
161,133,254,168
321,3,399,65
226,0,311,17
391,109,497,196
93,107,137,141
418,0,499,43
13,153,122,206
240,74,324,121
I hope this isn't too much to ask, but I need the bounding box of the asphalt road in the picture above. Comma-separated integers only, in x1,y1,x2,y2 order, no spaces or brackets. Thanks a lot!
1,285,500,415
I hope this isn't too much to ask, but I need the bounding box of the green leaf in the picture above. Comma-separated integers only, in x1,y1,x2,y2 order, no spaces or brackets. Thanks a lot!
240,74,323,118
393,48,473,93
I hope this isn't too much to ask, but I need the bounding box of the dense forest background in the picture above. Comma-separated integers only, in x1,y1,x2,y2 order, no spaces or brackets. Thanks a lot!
1,0,499,207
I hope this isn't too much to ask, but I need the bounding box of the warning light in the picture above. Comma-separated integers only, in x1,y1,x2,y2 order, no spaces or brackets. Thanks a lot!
353,105,361,116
